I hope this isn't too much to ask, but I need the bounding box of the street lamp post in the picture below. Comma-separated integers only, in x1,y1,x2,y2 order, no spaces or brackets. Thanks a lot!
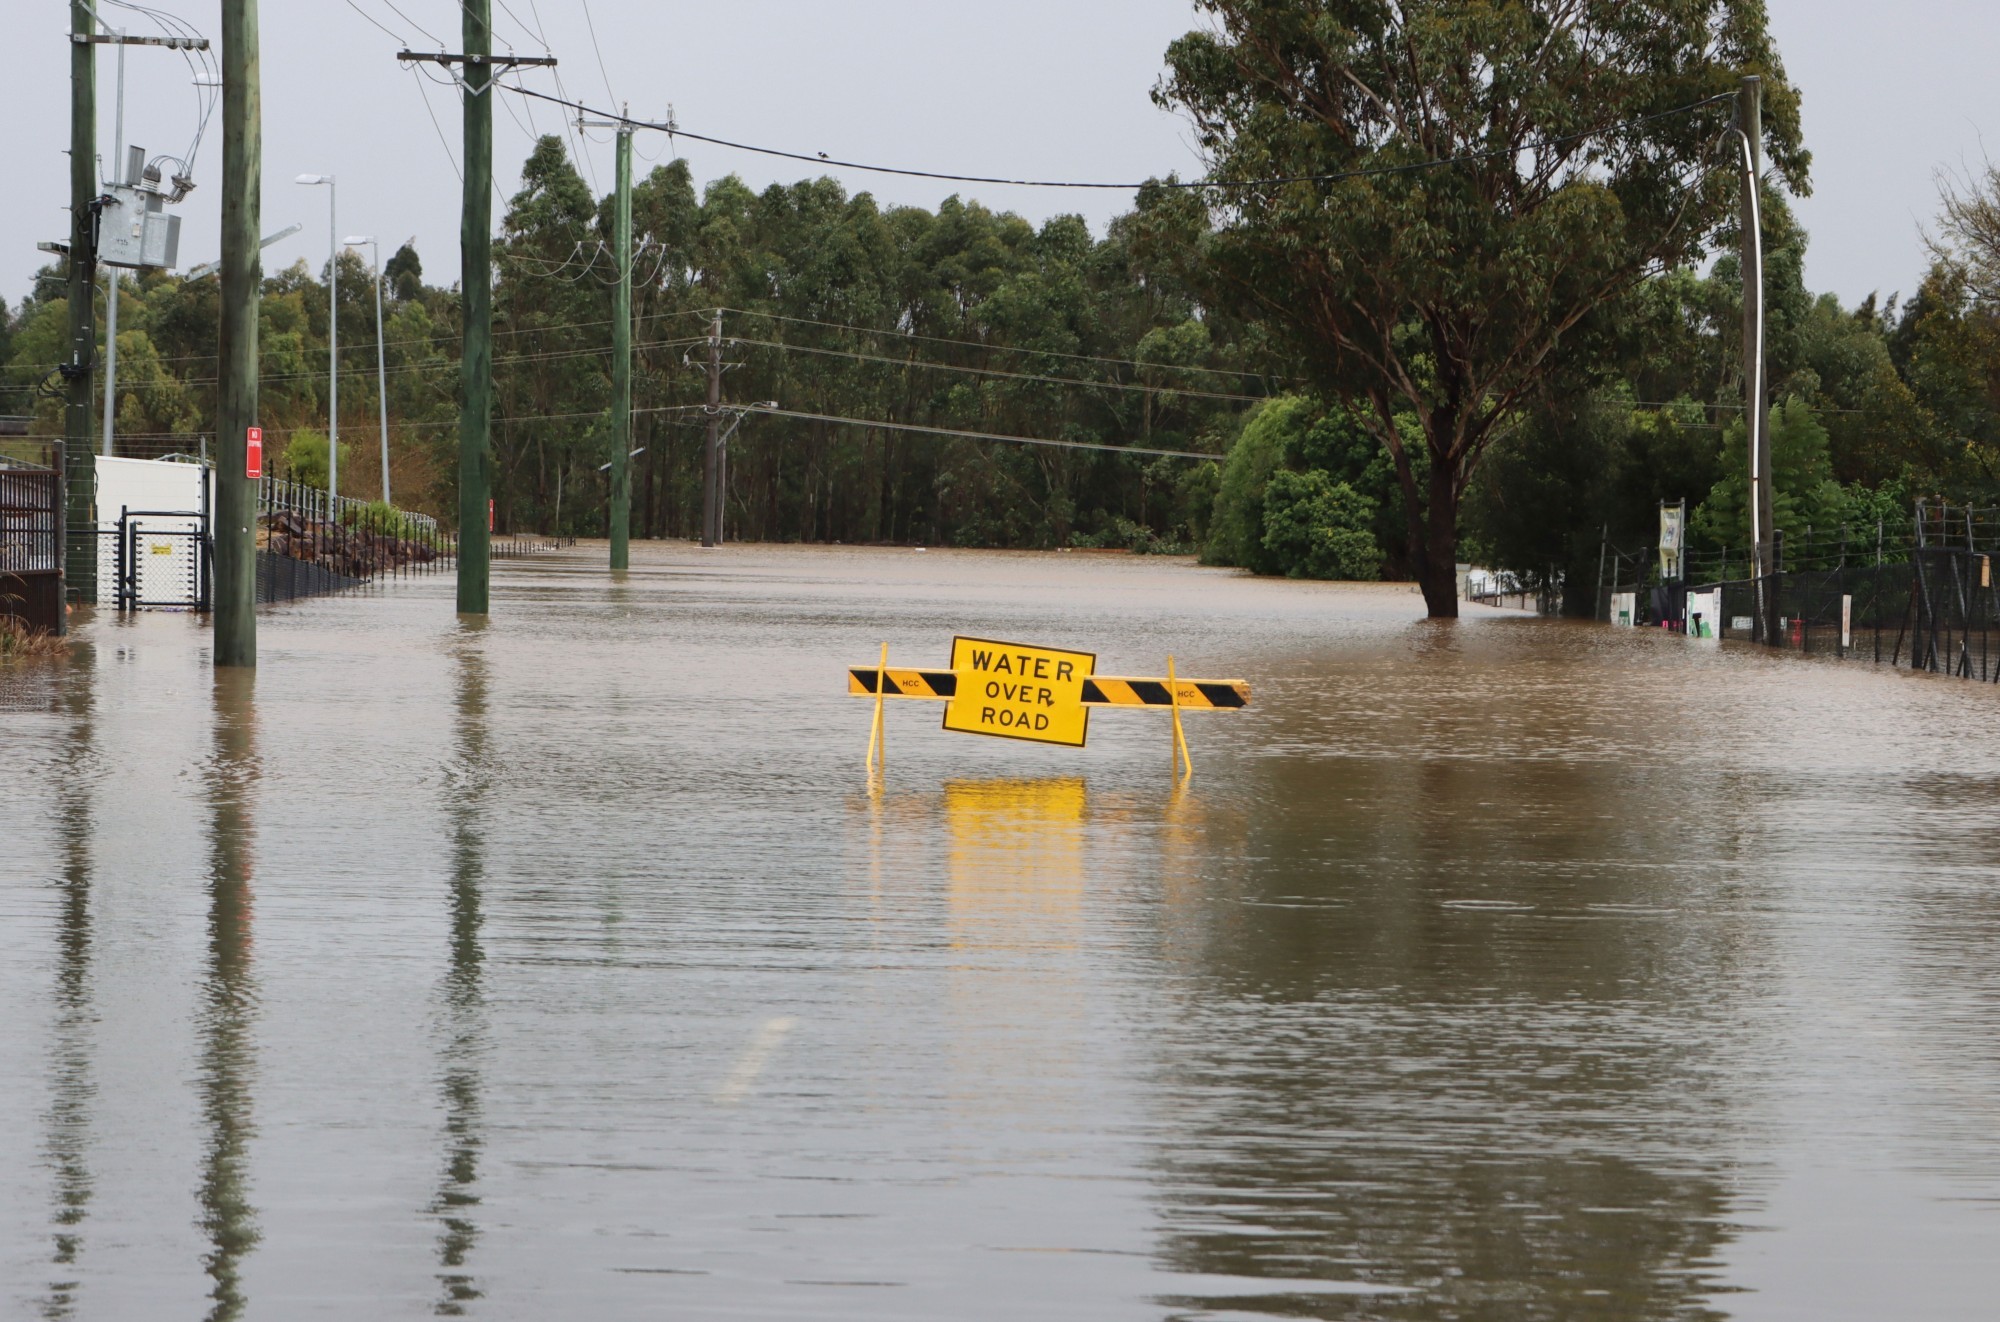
344,235,390,504
296,173,337,505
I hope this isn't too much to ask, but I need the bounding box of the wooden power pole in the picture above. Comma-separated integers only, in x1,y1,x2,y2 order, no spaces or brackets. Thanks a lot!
610,125,632,570
702,310,721,547
399,26,555,615
457,0,495,615
213,0,260,667
65,0,97,605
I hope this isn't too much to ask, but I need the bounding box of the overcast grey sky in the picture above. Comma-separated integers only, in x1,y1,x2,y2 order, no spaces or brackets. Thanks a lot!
6,1,1996,312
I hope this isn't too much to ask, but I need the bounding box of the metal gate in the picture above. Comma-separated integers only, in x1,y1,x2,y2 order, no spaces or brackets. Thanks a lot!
113,507,210,611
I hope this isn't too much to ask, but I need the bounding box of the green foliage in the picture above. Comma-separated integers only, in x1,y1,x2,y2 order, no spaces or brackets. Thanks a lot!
281,429,341,489
342,500,424,540
1261,470,1379,580
1208,396,1403,576
1152,0,1805,610
1691,398,1845,549
1069,516,1190,555
1207,397,1312,571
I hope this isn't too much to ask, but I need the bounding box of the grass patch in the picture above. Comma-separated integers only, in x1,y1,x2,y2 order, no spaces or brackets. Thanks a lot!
0,616,69,661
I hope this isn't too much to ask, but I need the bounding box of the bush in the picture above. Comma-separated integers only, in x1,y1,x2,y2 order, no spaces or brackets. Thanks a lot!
1069,515,1191,555
1261,469,1380,580
342,500,423,540
280,430,357,491
1205,397,1313,572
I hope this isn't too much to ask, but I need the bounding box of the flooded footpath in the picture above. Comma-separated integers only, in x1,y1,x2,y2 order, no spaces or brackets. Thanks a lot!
4,542,2000,1320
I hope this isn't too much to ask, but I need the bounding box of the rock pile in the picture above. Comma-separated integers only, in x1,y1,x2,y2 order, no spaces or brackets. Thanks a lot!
260,511,443,579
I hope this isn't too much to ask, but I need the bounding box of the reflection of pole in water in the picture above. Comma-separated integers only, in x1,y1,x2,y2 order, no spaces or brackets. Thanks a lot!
199,668,261,1322
434,627,490,1314
43,645,99,1319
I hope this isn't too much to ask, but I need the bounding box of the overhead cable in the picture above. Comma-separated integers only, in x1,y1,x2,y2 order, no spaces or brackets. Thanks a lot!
498,82,1736,192
716,407,1222,460
719,306,1289,382
733,336,1267,401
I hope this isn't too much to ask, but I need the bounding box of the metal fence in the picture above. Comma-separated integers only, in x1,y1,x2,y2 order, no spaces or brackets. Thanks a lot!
1597,501,2000,683
1,449,64,632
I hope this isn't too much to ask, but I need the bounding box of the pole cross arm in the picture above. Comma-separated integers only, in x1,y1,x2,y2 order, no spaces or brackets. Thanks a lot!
75,33,209,48
397,50,559,67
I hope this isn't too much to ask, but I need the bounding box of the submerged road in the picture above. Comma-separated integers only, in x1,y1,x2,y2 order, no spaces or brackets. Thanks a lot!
4,543,1999,1319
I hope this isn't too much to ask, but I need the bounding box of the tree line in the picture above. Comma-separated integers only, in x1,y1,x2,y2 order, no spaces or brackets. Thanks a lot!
8,2,2000,617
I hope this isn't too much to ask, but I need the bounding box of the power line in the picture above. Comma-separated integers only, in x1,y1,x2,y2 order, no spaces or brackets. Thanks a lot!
575,0,616,106
498,82,1735,192
721,407,1222,460
732,336,1268,401
377,0,442,46
719,306,1288,382
340,0,408,45
409,66,463,182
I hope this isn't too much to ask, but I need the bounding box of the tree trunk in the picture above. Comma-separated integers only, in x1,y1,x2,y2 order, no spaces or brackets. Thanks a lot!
1417,457,1460,618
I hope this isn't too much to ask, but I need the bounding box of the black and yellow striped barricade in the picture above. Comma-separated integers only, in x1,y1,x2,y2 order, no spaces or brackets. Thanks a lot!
849,635,1249,778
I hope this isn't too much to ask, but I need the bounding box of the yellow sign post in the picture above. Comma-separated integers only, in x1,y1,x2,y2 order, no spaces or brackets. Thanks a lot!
847,635,1250,775
942,636,1095,747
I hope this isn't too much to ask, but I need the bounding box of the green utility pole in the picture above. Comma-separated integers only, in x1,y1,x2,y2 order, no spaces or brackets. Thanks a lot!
702,309,721,547
392,41,554,614
609,125,632,570
458,0,494,615
213,0,259,668
65,0,98,605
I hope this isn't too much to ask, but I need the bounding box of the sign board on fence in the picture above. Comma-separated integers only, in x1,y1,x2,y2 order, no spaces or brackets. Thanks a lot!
1658,505,1685,580
1685,589,1722,639
1610,592,1636,627
245,426,263,479
942,636,1095,746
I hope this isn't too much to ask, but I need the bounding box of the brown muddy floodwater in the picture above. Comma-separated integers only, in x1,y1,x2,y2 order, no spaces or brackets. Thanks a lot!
4,543,2000,1321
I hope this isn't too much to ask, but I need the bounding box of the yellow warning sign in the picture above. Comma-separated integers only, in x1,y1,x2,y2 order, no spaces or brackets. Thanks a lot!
942,636,1095,747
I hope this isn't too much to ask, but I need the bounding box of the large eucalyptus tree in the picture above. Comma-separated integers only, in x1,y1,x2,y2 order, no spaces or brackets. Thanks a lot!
1154,0,1807,614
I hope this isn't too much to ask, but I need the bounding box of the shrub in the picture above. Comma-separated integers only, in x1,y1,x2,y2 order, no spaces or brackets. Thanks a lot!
1261,469,1380,580
342,500,423,540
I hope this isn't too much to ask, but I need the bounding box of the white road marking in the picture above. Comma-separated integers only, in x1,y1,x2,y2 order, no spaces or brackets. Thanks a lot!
713,1016,797,1105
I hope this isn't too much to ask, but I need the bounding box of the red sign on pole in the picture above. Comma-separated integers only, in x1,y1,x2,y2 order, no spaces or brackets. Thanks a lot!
245,426,264,479
488,498,495,533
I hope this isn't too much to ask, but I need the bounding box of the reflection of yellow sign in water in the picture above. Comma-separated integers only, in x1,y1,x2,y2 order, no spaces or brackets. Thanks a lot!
946,779,1087,943
942,636,1095,747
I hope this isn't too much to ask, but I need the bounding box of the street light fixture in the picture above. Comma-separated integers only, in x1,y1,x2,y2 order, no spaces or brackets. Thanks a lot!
295,173,337,504
343,235,391,505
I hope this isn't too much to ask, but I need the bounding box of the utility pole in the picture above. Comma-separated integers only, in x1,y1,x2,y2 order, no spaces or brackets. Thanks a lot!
609,121,633,569
1739,74,1776,644
703,309,721,547
399,38,556,614
66,0,98,604
457,1,494,613
101,29,126,459
213,0,260,668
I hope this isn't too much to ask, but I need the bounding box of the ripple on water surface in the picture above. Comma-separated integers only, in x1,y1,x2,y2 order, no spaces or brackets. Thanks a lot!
3,544,2000,1319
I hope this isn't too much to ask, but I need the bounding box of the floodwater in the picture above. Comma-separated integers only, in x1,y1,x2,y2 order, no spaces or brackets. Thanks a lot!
4,544,2000,1321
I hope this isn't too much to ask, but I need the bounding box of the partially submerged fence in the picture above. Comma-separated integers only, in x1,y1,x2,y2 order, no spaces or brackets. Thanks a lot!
1,446,63,632
255,477,456,605
1599,502,2000,681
